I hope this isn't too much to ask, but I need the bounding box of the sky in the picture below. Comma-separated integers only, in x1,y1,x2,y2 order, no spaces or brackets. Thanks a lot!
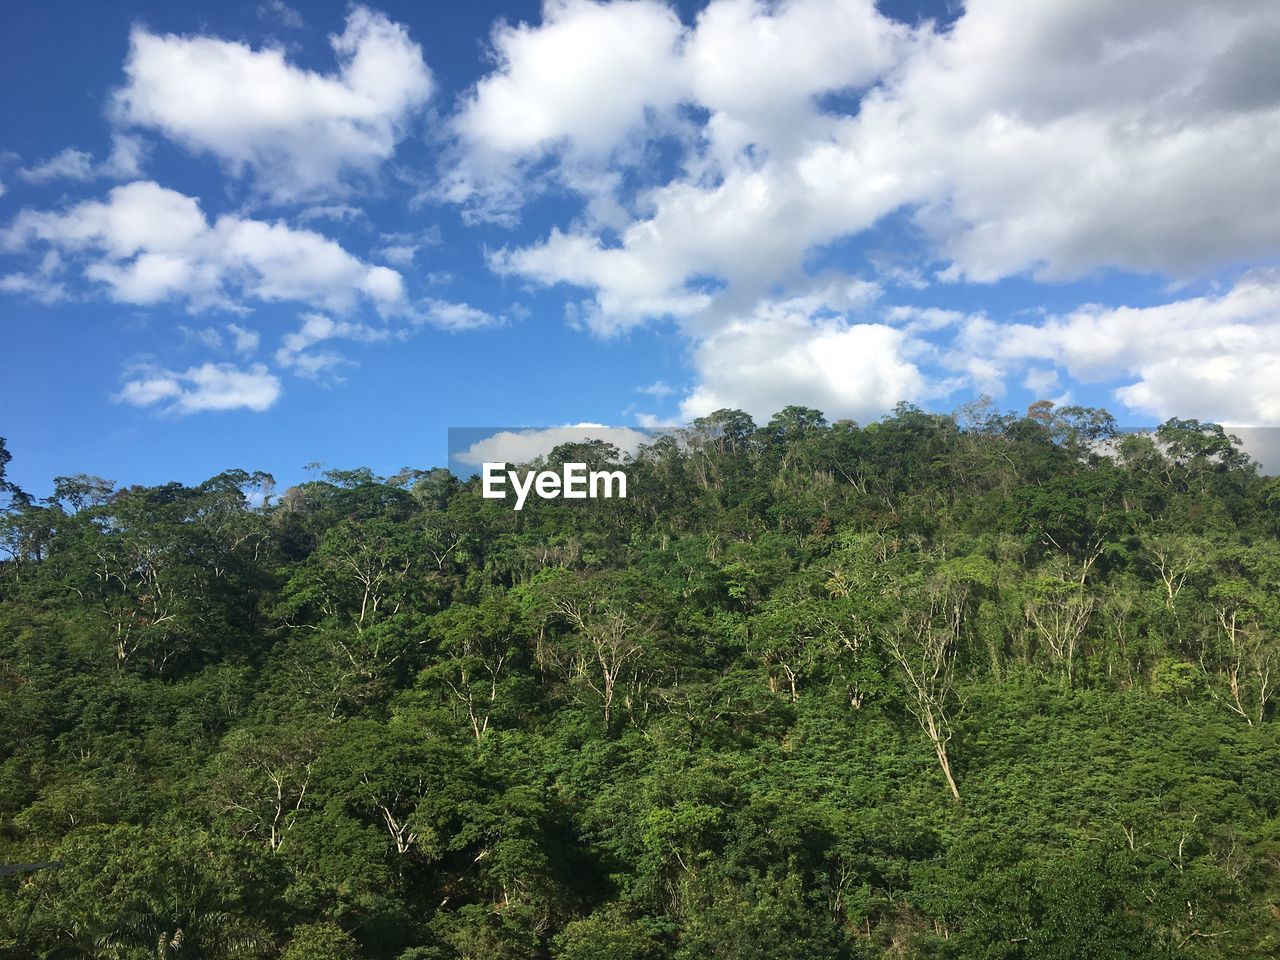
3,0,1279,494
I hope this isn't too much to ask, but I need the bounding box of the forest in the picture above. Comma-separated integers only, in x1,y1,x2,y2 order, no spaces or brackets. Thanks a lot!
1,401,1278,959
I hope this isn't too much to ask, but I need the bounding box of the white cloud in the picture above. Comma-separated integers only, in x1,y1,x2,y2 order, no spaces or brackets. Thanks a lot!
257,0,304,30
956,272,1280,425
101,134,147,179
1022,367,1061,397
474,0,916,330
180,322,261,355
2,181,405,312
457,0,683,157
476,1,1280,323
444,0,686,219
457,0,1280,423
636,380,673,397
18,149,96,183
269,302,496,384
886,0,1280,281
117,361,282,414
228,323,260,354
0,246,68,303
16,135,147,184
679,297,937,424
418,298,503,331
377,244,418,267
491,226,714,334
883,304,967,335
181,325,227,351
113,7,432,200
685,0,903,162
0,272,68,304
447,0,907,223
455,424,653,466
373,226,440,267
275,312,395,380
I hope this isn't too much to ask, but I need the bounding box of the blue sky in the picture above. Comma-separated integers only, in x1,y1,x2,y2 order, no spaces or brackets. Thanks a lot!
3,0,1278,494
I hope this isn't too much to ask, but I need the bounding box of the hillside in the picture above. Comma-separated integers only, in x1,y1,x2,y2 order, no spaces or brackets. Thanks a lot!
2,404,1279,959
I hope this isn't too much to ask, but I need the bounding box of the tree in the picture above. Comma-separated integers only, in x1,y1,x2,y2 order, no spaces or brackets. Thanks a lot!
1198,550,1280,724
4,402,1278,958
423,594,525,743
281,922,360,960
883,577,966,802
549,585,654,732
0,437,29,510
209,725,324,853
315,719,476,859
49,474,115,513
1023,562,1095,688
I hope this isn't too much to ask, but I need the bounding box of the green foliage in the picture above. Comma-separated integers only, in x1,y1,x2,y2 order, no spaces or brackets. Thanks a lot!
2,407,1278,958
283,922,361,960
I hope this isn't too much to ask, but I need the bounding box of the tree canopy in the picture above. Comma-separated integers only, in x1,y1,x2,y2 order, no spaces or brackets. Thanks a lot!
2,406,1279,958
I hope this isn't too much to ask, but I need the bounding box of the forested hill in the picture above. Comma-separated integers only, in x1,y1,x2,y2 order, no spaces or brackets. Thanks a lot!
2,403,1280,959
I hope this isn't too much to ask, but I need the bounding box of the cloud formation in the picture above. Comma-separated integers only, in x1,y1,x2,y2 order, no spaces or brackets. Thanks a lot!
682,310,930,424
955,272,1280,426
117,361,282,414
443,0,686,222
484,0,1280,317
3,181,405,312
274,312,396,381
17,135,147,184
113,6,432,200
458,0,1280,424
3,1,1279,427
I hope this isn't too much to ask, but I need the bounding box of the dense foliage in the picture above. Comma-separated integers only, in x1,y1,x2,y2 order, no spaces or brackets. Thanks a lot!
2,401,1279,959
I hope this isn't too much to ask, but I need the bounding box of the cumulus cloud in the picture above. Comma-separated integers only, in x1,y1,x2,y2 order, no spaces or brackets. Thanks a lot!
452,0,1280,426
955,272,1280,425
112,7,432,200
117,362,282,414
459,0,683,158
446,0,907,220
679,297,937,423
475,0,1280,323
444,0,686,220
454,424,653,467
1,180,405,312
685,0,904,162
